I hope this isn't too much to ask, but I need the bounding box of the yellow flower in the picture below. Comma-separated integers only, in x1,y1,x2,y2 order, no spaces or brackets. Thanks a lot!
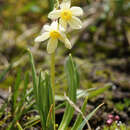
35,21,71,54
48,0,83,30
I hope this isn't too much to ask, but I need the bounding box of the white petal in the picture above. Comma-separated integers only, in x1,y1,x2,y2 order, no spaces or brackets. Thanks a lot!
48,10,60,20
43,24,51,31
59,33,72,49
60,0,71,9
50,21,58,30
68,16,82,29
47,38,58,54
70,6,83,16
64,38,72,49
59,18,67,30
35,32,49,42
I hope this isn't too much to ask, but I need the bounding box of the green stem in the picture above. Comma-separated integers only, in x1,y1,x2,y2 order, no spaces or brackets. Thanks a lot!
50,52,55,130
49,0,54,11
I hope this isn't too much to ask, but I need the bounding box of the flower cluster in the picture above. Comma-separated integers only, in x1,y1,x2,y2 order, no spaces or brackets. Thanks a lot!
35,0,83,54
106,114,120,126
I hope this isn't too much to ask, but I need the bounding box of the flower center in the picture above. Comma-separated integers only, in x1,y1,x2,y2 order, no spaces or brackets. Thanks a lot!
50,30,60,39
60,9,72,21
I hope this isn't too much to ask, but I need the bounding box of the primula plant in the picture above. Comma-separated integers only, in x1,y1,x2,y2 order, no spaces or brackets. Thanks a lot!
0,0,130,129
0,0,114,130
31,0,104,130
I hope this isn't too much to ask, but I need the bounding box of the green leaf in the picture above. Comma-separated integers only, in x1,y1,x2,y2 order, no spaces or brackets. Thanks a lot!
59,54,79,130
16,122,23,130
49,0,54,10
12,69,21,112
78,103,104,130
32,70,54,130
15,72,29,114
0,64,12,82
24,115,40,129
11,73,29,128
27,49,38,103
72,96,88,130
88,83,112,99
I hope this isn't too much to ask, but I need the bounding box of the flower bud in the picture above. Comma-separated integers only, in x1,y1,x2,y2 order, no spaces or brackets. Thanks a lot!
114,115,120,121
108,114,114,119
106,119,113,126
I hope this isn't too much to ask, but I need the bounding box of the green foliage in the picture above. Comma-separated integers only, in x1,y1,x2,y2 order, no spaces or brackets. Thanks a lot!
7,72,30,129
0,0,130,129
58,54,79,130
88,83,112,99
72,96,88,130
12,69,22,113
103,121,127,130
0,64,12,82
28,49,54,130
0,51,112,129
115,98,130,111
78,103,104,130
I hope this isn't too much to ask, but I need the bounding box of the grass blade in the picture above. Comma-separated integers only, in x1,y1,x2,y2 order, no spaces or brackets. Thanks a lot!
15,72,29,114
88,83,112,99
36,72,54,130
16,122,23,130
48,0,54,10
12,69,21,112
0,64,12,82
72,96,88,130
59,54,79,130
27,49,38,100
78,103,104,130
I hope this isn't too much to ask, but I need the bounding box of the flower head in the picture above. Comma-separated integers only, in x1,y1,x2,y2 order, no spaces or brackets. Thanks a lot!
106,119,113,126
114,115,120,121
35,21,71,54
48,0,83,30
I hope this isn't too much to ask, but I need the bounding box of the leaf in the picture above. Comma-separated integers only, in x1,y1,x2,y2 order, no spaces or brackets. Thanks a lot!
72,96,88,130
0,64,12,82
48,0,54,10
16,122,23,130
15,72,29,114
33,70,54,130
12,69,21,112
27,49,38,102
58,54,79,130
88,83,113,99
78,103,104,130
24,115,40,129
46,104,54,129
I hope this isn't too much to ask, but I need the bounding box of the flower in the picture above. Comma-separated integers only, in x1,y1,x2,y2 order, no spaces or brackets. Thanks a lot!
114,115,120,121
48,0,83,30
35,21,71,54
108,114,114,119
106,119,113,126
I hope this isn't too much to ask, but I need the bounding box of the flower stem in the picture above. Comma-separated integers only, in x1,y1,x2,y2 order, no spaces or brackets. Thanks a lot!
50,52,55,130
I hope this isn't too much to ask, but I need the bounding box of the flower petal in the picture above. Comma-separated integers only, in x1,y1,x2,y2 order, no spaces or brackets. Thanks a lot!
50,21,58,30
59,33,72,49
68,16,82,29
43,24,51,31
48,10,60,20
70,6,83,16
64,38,72,49
59,18,67,30
35,32,49,42
47,38,58,54
60,0,71,9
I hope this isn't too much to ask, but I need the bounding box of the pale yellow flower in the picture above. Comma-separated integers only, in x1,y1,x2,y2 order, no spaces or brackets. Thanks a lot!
48,0,83,30
35,21,71,54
